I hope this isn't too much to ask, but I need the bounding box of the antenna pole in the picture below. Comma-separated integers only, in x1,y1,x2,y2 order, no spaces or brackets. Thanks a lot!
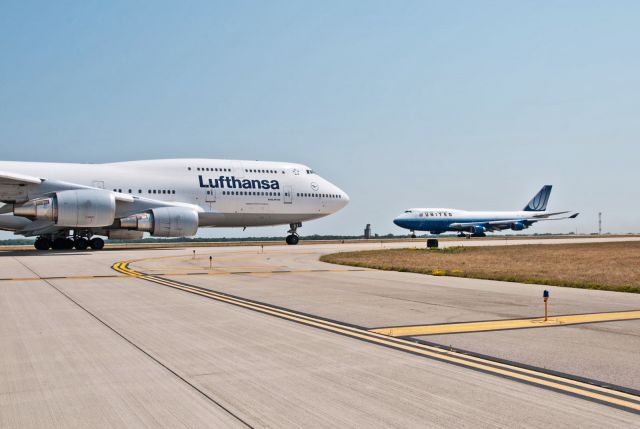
598,212,602,235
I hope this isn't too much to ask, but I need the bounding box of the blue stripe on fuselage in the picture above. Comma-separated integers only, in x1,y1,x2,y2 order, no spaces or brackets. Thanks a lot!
393,217,515,231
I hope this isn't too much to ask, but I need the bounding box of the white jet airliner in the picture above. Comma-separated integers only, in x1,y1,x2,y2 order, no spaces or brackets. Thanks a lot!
393,185,578,239
0,159,349,250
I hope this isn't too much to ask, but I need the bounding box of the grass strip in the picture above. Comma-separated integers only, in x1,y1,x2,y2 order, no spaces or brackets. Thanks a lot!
320,242,640,293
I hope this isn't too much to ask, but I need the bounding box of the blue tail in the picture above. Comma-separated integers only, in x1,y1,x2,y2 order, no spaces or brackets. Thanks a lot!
523,185,552,211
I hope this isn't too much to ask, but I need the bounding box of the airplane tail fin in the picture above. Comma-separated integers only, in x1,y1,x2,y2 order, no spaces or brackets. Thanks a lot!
523,185,552,212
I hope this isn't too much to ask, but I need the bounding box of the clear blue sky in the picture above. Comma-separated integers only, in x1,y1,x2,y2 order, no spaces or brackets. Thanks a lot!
1,1,638,237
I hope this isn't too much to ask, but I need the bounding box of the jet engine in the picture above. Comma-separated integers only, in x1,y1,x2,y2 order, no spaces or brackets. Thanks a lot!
511,221,526,231
14,189,116,227
107,230,145,240
119,207,199,237
471,225,486,235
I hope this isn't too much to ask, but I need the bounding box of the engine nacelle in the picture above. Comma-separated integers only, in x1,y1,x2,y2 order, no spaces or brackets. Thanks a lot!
511,221,526,231
14,189,116,227
108,229,145,240
119,207,199,237
471,225,486,235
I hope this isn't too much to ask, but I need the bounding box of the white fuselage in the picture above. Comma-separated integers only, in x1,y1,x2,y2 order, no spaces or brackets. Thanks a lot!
393,208,544,232
0,159,349,232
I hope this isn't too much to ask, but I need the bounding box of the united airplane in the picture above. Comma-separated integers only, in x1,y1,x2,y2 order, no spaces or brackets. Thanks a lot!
393,185,578,239
0,159,349,250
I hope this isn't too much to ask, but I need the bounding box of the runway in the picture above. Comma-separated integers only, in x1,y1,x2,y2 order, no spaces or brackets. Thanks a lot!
2,237,640,427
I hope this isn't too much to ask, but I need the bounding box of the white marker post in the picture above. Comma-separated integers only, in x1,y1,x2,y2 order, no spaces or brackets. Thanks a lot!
209,256,213,269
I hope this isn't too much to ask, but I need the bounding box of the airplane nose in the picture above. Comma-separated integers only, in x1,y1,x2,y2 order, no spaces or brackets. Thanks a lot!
393,214,408,228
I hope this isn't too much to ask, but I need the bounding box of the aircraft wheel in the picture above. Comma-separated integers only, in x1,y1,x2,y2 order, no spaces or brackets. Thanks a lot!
89,237,105,250
34,237,51,251
285,235,299,245
74,238,89,250
52,238,68,250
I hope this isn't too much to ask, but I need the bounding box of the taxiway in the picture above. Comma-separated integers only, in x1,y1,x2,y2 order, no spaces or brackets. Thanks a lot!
1,237,639,427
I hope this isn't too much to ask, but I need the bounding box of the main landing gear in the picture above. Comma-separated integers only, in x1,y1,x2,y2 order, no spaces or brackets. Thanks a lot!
286,222,301,245
34,234,105,251
410,230,417,239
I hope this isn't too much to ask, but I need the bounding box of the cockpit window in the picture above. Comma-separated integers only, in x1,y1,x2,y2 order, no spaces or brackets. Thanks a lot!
404,210,412,213
306,169,316,174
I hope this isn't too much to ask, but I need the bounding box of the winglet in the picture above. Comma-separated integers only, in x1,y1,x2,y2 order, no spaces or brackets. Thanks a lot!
523,185,552,212
569,213,579,219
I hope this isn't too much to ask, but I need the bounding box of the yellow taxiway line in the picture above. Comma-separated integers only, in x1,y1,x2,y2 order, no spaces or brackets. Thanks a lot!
112,258,640,414
0,275,126,282
371,311,640,337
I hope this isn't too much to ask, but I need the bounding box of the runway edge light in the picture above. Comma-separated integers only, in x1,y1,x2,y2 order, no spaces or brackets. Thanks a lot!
543,290,550,321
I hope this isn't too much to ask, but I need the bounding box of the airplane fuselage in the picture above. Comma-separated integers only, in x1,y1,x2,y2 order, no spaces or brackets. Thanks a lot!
394,209,538,233
0,159,349,233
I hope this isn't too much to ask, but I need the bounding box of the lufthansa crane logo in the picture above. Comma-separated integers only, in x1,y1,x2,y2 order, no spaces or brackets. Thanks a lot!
310,182,319,191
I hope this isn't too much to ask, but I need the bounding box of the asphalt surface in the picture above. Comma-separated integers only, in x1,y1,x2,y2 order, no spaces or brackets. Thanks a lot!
1,237,640,427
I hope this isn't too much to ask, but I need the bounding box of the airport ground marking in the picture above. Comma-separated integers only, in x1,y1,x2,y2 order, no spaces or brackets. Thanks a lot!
0,274,126,282
371,311,640,336
111,259,640,413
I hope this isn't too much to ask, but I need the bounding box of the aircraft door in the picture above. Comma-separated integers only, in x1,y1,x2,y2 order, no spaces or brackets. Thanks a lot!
206,189,216,203
283,186,292,204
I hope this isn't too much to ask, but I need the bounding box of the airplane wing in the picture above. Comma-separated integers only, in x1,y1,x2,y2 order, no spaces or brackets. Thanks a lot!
0,170,44,203
0,171,43,185
529,211,570,218
450,213,579,232
0,170,206,236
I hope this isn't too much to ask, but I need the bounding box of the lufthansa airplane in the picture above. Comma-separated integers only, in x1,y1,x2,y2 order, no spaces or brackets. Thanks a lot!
393,185,578,239
0,159,349,250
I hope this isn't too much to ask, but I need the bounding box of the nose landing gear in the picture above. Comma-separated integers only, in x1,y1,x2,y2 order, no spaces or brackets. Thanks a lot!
286,222,302,245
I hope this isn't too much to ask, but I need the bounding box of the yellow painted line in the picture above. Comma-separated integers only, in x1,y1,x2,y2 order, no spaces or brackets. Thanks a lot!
112,259,640,413
137,269,363,277
1,275,126,282
371,311,640,337
142,265,281,271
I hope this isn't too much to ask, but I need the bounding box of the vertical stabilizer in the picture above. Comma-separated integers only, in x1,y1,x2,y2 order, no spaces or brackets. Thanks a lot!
523,185,552,211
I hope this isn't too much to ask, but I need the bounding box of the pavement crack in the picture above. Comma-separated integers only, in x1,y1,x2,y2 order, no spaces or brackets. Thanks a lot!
12,258,254,429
